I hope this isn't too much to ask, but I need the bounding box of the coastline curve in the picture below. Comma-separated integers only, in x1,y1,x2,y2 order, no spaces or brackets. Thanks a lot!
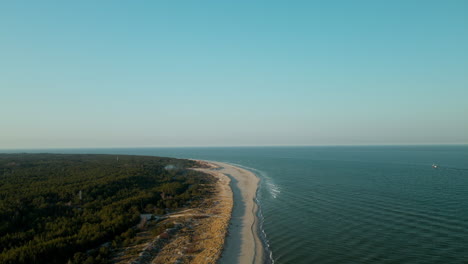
199,160,265,264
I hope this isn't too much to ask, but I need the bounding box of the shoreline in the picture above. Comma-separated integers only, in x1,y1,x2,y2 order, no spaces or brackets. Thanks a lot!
112,159,235,264
197,160,264,264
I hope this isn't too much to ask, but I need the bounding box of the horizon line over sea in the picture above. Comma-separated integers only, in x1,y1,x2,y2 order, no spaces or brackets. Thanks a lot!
1,143,468,152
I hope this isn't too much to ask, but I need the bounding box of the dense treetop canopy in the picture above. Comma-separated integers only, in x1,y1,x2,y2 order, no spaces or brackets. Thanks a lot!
0,154,211,264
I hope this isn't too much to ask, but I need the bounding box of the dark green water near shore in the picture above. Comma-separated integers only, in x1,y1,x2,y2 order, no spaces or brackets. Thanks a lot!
4,145,468,263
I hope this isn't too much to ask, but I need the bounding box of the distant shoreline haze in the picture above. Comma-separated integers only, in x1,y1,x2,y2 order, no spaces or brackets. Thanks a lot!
1,143,468,152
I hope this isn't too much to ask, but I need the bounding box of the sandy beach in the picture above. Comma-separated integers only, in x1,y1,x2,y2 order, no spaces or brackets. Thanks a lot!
111,160,263,264
200,161,264,264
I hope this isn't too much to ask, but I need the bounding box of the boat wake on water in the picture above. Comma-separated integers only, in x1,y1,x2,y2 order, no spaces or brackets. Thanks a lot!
431,164,468,172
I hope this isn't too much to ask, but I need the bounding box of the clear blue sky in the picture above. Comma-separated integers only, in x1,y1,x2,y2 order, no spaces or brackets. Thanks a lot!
1,1,467,148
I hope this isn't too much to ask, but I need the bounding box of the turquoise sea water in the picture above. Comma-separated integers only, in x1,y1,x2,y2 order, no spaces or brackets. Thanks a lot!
4,146,468,263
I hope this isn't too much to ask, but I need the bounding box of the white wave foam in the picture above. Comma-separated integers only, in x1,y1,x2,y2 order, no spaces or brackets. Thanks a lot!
266,181,281,199
255,196,275,264
226,162,281,199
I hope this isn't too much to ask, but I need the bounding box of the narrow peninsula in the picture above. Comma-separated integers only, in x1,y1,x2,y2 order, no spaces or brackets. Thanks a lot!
0,154,263,264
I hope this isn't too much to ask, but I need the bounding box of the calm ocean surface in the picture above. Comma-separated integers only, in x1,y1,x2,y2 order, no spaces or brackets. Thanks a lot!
4,146,468,263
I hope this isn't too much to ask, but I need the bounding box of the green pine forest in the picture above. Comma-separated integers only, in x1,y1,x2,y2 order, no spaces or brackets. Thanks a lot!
0,154,213,264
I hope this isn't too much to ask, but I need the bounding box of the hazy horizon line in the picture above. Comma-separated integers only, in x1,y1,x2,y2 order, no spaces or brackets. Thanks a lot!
1,143,467,151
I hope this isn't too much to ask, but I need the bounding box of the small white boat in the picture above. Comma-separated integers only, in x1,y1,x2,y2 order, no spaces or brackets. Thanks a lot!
432,164,438,169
